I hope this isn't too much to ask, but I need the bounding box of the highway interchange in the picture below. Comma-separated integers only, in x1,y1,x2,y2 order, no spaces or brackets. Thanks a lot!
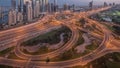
0,7,120,68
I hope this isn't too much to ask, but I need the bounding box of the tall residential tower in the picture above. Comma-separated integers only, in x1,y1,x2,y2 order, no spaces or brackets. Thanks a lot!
11,0,16,9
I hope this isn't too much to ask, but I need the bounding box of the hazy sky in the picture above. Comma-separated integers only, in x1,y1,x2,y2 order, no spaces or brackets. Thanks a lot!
0,0,120,6
55,0,120,6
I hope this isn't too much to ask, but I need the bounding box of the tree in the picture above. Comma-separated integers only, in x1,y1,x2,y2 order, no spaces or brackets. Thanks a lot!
46,57,50,63
0,24,3,30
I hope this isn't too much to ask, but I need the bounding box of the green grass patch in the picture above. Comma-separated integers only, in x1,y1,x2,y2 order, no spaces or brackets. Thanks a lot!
51,48,82,61
74,31,84,47
0,47,14,57
7,53,23,60
69,64,91,68
51,47,91,62
105,24,115,31
21,26,71,46
22,46,54,55
88,52,120,68
86,41,98,50
0,65,14,68
106,60,120,68
50,32,99,62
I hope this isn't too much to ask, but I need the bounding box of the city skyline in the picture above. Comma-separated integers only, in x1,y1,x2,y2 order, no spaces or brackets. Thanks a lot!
0,0,120,68
0,0,120,6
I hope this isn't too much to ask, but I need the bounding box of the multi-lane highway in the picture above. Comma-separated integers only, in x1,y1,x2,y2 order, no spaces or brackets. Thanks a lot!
0,6,120,68
0,15,61,51
14,22,79,60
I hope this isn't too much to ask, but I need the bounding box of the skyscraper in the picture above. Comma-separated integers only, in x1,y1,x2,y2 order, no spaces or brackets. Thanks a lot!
104,2,108,7
54,0,57,12
45,0,48,12
54,0,57,6
48,3,51,12
33,0,40,18
63,4,68,11
113,2,115,6
39,0,42,12
23,0,30,4
72,4,75,11
8,9,17,25
18,0,23,12
17,12,23,23
0,7,2,19
26,1,33,21
89,0,93,10
23,4,27,22
11,0,16,9
39,0,49,12
40,0,44,12
51,3,54,12
0,7,2,24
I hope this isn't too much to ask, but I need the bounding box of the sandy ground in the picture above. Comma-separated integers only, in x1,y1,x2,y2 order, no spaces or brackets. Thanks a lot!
75,33,91,53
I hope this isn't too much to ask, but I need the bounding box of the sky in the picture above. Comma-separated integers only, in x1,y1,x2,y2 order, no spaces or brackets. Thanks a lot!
53,0,120,6
0,0,120,6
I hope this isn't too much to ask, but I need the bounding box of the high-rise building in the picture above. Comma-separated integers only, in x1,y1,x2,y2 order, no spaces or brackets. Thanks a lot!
23,4,27,22
45,0,48,12
48,3,51,13
41,0,45,12
26,1,33,21
11,0,16,9
8,9,17,25
39,0,48,12
54,0,57,12
89,0,93,10
17,12,23,23
18,0,23,12
72,4,75,11
23,0,30,4
32,0,36,18
54,0,57,6
13,10,17,24
109,3,112,6
113,2,115,6
51,3,54,12
39,0,42,12
0,7,2,24
33,0,40,18
0,7,2,19
63,4,68,11
104,2,108,7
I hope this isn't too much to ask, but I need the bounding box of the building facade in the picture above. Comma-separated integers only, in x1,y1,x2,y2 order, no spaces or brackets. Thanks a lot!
26,1,33,22
11,0,16,9
17,12,23,23
33,0,40,18
8,9,17,25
